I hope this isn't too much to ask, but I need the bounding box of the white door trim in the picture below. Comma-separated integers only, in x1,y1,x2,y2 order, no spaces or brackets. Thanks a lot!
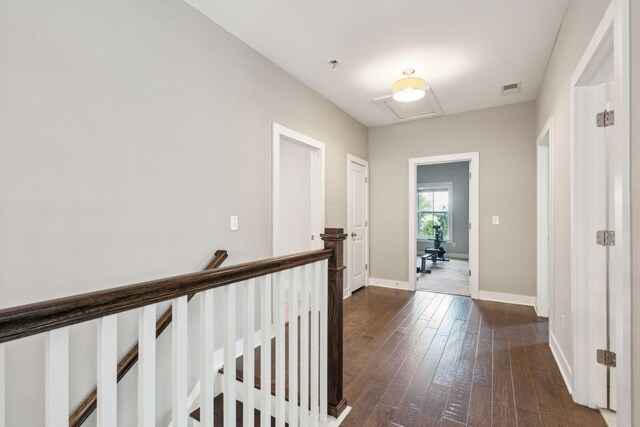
346,154,369,298
408,152,479,298
272,123,326,256
536,117,554,318
569,0,631,423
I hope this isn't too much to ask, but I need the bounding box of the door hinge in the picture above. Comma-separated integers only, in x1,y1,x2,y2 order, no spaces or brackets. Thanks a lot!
365,263,368,270
365,177,368,184
596,230,615,246
311,235,315,240
468,270,471,277
365,220,368,227
597,349,617,367
469,172,472,179
596,110,615,127
469,222,471,230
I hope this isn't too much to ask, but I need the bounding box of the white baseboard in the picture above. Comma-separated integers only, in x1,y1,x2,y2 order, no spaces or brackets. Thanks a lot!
343,288,350,299
477,290,536,307
549,331,573,395
599,409,616,427
329,406,351,426
446,253,469,260
368,277,410,290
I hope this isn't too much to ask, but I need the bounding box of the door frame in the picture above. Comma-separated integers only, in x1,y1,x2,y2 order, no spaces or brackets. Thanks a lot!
272,123,325,256
536,117,554,318
408,152,479,298
346,154,369,298
569,0,630,422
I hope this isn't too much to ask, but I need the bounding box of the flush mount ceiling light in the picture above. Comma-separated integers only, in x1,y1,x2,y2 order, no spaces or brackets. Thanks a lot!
392,69,426,102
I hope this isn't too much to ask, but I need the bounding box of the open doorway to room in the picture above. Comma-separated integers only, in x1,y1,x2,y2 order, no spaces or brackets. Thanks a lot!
408,152,479,298
414,161,470,296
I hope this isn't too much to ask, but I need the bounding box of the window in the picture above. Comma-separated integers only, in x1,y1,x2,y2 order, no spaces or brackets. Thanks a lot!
417,183,451,240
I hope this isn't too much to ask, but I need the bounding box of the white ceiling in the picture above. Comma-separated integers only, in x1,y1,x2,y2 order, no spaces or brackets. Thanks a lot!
185,0,568,127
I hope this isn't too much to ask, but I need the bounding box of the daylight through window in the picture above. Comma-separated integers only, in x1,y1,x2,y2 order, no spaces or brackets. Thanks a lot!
417,187,450,239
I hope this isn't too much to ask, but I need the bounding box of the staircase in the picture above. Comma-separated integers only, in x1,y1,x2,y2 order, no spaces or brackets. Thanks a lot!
0,228,349,427
188,322,346,427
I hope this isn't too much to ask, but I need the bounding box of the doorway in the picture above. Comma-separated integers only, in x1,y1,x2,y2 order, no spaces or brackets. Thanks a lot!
272,124,325,257
408,153,479,298
536,117,553,318
414,163,469,296
346,155,369,297
570,1,631,424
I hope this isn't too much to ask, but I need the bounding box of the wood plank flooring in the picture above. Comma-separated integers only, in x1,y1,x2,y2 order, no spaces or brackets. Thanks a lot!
342,287,607,427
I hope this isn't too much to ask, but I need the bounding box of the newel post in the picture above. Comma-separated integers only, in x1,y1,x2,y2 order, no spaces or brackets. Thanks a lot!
320,227,348,418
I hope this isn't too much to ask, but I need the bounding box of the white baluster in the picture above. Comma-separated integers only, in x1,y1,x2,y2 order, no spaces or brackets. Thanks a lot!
299,266,310,426
310,263,320,427
200,290,215,427
223,284,237,427
139,305,156,427
0,343,5,427
274,272,286,427
97,315,118,427
320,260,328,422
173,296,189,427
288,268,299,427
46,327,69,427
260,276,272,427
243,280,255,427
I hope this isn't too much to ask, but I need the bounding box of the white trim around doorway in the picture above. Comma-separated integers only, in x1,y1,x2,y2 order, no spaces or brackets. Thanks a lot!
408,152,479,298
272,123,326,257
536,117,554,318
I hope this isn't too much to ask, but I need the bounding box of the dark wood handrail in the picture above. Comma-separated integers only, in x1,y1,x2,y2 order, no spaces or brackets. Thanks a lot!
68,250,229,427
0,248,332,344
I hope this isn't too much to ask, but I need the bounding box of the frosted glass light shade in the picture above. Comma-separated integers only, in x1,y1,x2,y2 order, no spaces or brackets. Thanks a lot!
392,76,426,102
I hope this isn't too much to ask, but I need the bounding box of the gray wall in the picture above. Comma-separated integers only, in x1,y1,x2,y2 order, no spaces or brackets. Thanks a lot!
416,162,470,256
369,102,537,296
535,0,612,376
0,0,367,425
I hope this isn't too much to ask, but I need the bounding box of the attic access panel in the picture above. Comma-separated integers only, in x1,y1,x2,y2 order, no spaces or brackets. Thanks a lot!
374,87,443,121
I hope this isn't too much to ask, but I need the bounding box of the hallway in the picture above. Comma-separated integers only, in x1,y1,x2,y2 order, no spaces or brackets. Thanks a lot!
341,287,605,426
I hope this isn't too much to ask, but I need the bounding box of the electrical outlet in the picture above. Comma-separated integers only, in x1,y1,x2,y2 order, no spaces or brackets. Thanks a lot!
560,314,565,333
492,215,500,225
452,242,456,248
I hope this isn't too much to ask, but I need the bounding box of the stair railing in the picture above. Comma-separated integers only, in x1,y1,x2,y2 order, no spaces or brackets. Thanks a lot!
69,249,229,427
0,228,347,427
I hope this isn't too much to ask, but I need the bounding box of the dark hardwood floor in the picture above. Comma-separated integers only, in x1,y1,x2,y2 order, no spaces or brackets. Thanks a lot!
341,286,607,427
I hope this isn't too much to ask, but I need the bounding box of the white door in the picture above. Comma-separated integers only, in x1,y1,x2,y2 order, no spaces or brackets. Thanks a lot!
604,81,617,412
347,156,368,293
272,124,325,257
588,81,616,412
570,4,631,421
277,138,314,256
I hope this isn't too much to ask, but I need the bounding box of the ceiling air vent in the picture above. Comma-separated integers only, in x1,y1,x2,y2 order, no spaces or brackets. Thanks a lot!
501,82,521,96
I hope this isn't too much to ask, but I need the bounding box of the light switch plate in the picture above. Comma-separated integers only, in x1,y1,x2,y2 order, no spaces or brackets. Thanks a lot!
230,215,239,231
492,216,500,225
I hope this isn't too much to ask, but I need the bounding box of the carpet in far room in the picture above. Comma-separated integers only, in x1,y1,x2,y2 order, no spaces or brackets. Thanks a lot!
416,256,470,296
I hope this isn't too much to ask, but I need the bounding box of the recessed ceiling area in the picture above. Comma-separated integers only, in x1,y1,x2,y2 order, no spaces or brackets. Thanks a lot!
374,88,443,122
184,0,568,127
